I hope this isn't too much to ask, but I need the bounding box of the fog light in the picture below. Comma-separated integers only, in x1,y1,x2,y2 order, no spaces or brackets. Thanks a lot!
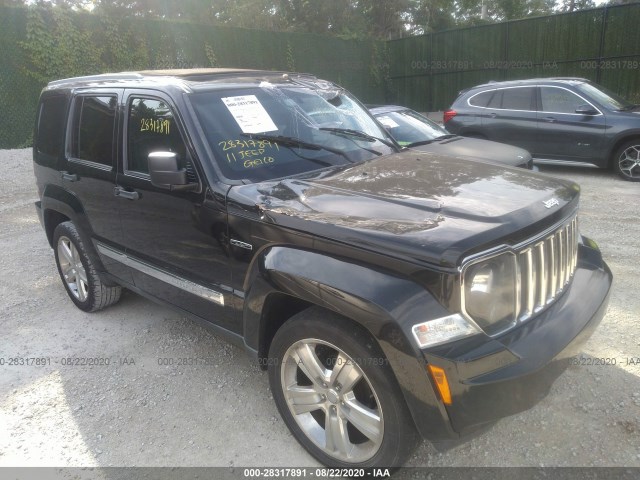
411,314,481,349
428,365,452,405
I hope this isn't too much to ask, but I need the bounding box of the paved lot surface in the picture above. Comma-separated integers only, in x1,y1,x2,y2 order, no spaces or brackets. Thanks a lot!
1,148,638,468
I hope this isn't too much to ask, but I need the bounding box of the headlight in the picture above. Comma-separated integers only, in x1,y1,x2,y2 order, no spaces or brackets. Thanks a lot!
462,252,518,335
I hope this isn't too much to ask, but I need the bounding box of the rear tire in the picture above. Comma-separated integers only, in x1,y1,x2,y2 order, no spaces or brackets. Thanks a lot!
53,221,122,312
613,140,640,181
268,307,419,468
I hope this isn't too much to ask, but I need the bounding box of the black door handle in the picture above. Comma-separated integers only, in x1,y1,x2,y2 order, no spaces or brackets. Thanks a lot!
61,171,78,182
114,186,140,200
543,116,556,123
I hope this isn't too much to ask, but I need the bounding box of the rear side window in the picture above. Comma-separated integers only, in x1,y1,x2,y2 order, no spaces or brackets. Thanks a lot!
500,87,535,110
36,95,68,157
468,91,494,107
70,96,117,166
127,97,188,174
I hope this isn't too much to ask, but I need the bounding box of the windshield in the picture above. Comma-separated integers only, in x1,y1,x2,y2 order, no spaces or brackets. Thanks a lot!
576,82,635,111
190,84,396,182
374,109,448,146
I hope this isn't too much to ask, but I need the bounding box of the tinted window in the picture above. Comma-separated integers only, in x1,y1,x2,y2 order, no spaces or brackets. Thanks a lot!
37,95,68,157
71,96,116,166
487,90,503,109
500,88,534,110
469,91,494,107
127,98,188,174
540,87,585,114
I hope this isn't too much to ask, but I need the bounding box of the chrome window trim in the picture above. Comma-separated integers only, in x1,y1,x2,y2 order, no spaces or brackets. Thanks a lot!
466,85,603,116
538,86,603,116
96,243,225,306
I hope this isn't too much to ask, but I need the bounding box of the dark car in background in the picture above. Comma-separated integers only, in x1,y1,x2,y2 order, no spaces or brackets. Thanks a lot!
444,77,640,181
370,105,533,169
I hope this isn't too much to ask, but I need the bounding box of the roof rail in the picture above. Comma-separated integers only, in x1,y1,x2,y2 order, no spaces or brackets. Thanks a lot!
47,72,144,87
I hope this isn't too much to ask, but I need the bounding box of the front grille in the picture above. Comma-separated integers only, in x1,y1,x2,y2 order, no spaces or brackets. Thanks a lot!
517,216,578,321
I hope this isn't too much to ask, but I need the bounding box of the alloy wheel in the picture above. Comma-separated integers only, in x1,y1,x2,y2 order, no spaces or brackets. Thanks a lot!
280,338,383,463
57,236,89,302
618,145,640,180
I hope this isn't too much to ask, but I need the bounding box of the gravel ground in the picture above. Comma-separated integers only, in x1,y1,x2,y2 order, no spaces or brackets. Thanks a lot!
0,148,638,469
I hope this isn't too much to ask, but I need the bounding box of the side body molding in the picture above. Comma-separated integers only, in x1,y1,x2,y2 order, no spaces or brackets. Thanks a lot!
242,246,458,440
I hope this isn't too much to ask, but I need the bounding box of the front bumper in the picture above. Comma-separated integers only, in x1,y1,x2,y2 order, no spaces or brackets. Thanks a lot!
419,238,612,438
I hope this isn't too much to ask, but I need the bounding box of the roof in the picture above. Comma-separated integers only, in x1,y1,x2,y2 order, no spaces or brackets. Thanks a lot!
462,77,590,93
44,68,316,92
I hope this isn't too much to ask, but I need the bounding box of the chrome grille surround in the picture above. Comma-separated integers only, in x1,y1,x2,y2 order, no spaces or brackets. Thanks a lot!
460,213,579,335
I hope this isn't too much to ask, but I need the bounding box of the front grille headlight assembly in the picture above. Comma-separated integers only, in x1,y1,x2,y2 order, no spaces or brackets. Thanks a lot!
461,251,518,336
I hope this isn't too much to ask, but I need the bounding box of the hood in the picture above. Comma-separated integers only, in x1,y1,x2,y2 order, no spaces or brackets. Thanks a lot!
228,150,579,268
409,137,532,168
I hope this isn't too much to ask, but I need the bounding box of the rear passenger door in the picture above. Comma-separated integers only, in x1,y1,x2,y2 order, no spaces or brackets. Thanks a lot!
479,86,538,153
64,90,132,283
114,91,235,330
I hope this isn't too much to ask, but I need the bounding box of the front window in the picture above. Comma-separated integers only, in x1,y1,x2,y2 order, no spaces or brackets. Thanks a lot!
127,97,189,174
189,83,396,182
375,110,448,146
539,87,585,114
576,82,635,111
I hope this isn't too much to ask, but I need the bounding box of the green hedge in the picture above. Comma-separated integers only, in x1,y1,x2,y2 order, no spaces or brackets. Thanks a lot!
2,4,640,148
0,5,388,148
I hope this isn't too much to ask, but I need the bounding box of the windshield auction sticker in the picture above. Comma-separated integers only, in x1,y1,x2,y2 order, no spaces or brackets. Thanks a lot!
377,115,400,129
221,95,278,134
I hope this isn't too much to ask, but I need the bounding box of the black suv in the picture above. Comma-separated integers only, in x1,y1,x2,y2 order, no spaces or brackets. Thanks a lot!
33,69,612,468
444,77,640,181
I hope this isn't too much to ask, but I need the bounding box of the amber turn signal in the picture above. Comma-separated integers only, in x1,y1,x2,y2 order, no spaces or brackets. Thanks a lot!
428,364,452,405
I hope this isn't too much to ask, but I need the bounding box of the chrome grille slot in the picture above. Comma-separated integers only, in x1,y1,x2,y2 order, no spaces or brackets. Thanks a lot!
517,216,578,322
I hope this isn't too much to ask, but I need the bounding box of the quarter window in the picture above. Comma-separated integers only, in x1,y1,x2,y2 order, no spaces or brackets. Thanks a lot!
540,87,585,114
469,91,494,107
37,95,68,157
70,96,117,166
500,87,535,110
127,98,188,174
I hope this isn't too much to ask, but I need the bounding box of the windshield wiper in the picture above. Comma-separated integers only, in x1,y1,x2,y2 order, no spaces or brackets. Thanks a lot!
435,134,458,140
319,127,398,150
405,134,458,148
618,104,640,111
240,133,352,164
405,139,436,147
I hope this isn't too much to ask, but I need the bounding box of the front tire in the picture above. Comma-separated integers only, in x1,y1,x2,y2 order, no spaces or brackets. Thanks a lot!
268,307,418,468
613,140,640,182
53,221,122,312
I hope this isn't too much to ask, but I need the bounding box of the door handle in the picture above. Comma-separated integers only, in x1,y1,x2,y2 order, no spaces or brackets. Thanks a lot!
542,116,556,123
61,171,78,182
488,113,497,118
114,186,140,200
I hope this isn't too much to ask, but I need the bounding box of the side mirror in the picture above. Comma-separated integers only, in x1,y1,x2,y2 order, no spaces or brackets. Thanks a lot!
575,104,598,115
148,152,198,192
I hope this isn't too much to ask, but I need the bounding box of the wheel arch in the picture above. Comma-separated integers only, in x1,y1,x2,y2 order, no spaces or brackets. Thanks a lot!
242,246,458,441
41,184,111,279
607,133,640,168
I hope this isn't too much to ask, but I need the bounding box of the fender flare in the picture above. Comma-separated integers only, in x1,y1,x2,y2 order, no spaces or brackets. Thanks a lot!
242,246,458,440
40,184,109,277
